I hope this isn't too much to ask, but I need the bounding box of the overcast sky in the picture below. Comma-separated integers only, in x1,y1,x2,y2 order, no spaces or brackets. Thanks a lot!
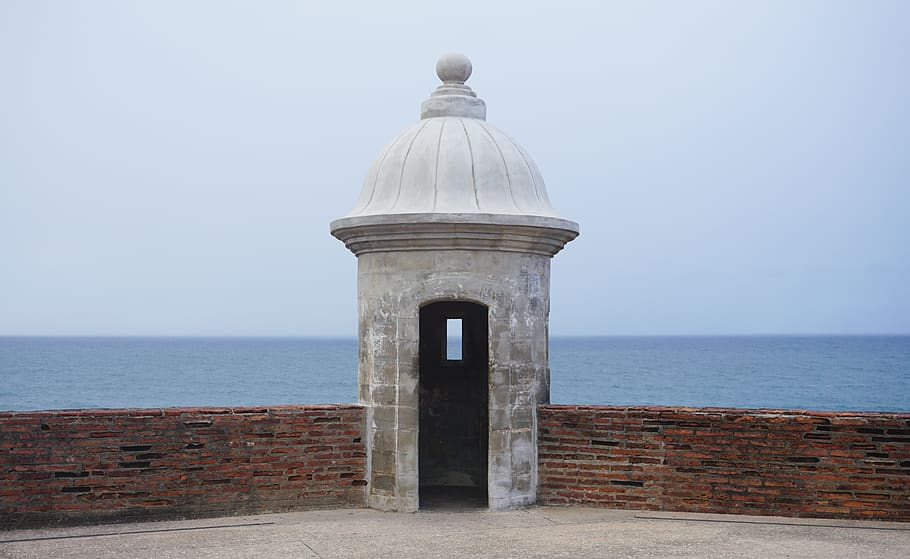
1,1,908,336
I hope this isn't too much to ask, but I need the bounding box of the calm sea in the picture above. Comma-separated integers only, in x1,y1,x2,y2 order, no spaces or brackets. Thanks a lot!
1,336,908,412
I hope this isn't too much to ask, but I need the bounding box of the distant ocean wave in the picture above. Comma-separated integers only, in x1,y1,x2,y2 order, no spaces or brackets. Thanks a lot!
1,335,908,412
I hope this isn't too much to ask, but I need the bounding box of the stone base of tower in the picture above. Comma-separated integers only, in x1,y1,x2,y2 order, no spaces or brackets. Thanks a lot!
356,249,552,512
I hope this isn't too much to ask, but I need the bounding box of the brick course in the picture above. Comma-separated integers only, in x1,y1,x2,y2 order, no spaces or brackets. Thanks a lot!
0,405,366,528
538,405,910,521
4,403,907,526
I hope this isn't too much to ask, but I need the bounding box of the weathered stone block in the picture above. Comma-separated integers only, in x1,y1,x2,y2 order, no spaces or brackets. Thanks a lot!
370,451,396,474
371,473,395,492
371,405,397,429
490,408,511,431
489,429,510,453
370,386,397,407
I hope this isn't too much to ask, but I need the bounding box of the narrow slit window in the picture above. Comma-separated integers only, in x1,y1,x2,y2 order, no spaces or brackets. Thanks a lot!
446,318,463,361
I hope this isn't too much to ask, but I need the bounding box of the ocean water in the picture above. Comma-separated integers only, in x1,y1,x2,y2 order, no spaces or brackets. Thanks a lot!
0,336,908,412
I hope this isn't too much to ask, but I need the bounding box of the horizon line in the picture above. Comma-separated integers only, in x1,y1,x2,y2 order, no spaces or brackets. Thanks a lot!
2,332,909,339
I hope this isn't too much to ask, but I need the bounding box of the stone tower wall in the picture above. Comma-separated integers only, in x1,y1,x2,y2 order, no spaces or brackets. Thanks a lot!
357,250,551,511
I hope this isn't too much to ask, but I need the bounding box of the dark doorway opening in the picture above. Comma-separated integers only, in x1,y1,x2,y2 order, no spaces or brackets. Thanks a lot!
418,301,489,510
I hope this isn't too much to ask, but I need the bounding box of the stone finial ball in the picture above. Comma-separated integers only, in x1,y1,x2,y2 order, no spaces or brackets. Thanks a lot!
436,53,472,84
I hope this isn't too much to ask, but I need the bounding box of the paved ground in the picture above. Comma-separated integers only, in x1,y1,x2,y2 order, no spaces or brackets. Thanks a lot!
1,507,908,559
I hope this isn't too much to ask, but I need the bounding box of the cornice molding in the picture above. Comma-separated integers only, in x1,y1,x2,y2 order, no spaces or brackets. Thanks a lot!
330,214,579,257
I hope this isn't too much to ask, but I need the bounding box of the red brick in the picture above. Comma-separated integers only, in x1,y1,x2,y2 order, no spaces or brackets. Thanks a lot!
0,404,367,527
538,405,910,522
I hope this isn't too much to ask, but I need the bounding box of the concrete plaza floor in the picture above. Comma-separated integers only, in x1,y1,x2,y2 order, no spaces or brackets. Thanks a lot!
1,506,908,559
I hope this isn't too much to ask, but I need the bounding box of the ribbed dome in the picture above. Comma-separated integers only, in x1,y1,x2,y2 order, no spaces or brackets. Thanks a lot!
331,54,578,256
346,117,561,217
339,53,570,220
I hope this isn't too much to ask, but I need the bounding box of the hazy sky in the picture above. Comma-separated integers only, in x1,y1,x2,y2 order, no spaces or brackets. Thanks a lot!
1,1,908,336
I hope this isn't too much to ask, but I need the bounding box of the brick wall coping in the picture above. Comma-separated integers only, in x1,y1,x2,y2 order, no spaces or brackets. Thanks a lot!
4,403,904,419
541,404,910,418
0,403,363,419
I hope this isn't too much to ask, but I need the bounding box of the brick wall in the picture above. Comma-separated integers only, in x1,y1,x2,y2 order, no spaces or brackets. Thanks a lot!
539,405,910,521
1,405,366,528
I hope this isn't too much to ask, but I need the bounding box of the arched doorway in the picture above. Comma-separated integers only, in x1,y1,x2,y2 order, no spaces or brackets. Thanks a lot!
418,301,489,509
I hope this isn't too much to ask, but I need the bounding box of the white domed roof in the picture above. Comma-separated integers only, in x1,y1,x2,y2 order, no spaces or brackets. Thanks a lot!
331,54,578,256
346,117,560,217
341,53,570,220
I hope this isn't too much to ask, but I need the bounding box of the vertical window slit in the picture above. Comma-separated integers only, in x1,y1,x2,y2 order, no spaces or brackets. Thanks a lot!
446,318,463,361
